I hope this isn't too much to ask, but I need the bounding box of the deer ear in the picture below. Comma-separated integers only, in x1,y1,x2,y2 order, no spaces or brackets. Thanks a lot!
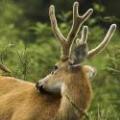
69,43,88,64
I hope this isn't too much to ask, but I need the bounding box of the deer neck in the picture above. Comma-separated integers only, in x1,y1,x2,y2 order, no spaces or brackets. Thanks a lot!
55,95,79,120
55,76,92,120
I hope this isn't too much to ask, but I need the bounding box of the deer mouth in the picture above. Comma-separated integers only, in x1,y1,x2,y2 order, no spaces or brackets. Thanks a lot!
39,85,48,93
36,82,49,94
36,83,61,96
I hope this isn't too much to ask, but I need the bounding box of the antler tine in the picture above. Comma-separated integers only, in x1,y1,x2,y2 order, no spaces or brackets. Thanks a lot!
67,2,93,46
81,26,89,43
88,24,117,58
49,5,66,45
76,26,89,45
49,2,93,61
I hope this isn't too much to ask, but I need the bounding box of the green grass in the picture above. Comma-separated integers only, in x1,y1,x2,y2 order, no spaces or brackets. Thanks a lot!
86,48,120,119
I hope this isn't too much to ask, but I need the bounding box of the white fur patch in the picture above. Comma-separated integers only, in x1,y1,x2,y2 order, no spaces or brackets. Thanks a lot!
87,67,96,79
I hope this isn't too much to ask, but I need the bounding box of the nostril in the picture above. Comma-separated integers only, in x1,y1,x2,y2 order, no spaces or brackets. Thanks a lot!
39,85,44,90
35,82,45,92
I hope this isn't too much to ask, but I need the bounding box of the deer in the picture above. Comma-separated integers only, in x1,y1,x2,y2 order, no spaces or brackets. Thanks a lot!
0,2,116,120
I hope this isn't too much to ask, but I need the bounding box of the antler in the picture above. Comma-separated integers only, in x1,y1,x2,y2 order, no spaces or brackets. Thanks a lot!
49,2,93,61
69,26,89,64
87,24,117,58
70,24,116,64
49,5,66,45
49,2,117,64
67,2,93,46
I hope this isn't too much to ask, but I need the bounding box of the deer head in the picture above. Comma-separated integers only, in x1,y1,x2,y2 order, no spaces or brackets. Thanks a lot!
36,2,116,97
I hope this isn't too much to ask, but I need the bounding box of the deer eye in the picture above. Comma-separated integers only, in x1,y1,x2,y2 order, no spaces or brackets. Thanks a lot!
51,65,58,74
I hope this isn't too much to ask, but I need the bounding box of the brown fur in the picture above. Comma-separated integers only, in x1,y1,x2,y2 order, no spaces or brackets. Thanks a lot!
0,62,93,120
0,76,60,120
54,64,93,120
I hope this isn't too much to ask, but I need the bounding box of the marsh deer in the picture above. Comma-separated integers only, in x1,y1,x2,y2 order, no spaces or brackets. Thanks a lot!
0,2,116,120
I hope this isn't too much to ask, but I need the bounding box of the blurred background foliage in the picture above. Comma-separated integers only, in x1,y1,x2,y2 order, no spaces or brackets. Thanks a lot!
0,0,120,119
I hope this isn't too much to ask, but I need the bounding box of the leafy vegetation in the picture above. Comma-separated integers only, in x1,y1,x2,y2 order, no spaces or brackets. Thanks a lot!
0,0,120,119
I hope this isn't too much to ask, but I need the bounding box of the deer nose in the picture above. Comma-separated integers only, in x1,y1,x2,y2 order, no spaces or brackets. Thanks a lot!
36,82,46,93
36,82,43,90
